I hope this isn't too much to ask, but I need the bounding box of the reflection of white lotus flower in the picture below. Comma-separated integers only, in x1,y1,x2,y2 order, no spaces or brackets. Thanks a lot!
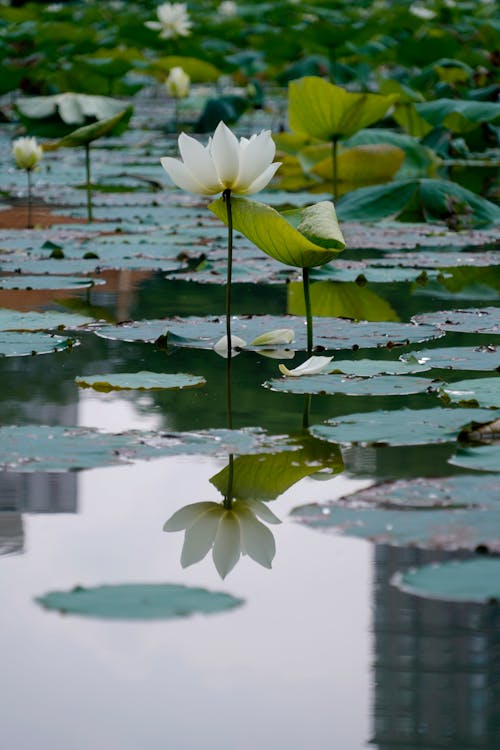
214,334,247,357
279,355,333,377
164,499,281,578
166,66,190,98
12,137,43,170
160,121,281,196
145,2,192,38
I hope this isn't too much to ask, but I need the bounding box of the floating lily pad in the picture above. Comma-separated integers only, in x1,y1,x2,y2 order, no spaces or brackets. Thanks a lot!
449,445,500,473
401,346,500,372
0,275,103,290
329,358,431,376
412,307,500,334
310,407,493,446
75,371,206,392
291,498,500,552
94,315,442,351
36,583,243,620
264,374,436,397
0,331,78,357
323,474,500,509
0,309,95,331
440,377,500,408
312,265,443,284
0,425,296,472
394,559,500,603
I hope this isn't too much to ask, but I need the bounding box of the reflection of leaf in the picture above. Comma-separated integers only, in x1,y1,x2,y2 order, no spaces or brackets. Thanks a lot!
209,197,345,268
287,280,399,322
36,583,243,619
210,437,343,500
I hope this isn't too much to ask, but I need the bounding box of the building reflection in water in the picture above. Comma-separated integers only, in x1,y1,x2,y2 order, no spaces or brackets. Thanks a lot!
372,544,500,749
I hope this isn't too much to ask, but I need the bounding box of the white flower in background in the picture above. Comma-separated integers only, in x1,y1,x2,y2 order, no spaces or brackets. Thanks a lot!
165,66,190,98
218,0,237,17
409,3,436,19
278,355,333,377
214,334,247,357
12,137,43,170
160,121,281,196
145,2,192,39
164,499,281,578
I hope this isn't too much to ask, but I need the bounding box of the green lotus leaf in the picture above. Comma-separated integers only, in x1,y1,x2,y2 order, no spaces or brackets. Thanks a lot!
319,358,431,376
401,347,500,372
0,309,94,331
15,93,130,137
0,331,78,357
449,445,500,473
36,583,243,620
412,307,500,334
208,197,345,268
416,98,500,134
303,143,404,183
344,128,434,177
395,559,500,602
0,275,103,290
288,77,396,141
75,371,206,392
264,374,436,397
310,407,494,447
147,56,220,83
44,106,133,149
439,377,500,408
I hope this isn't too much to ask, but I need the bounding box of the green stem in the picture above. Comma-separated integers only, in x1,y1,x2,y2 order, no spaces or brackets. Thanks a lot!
302,394,311,430
223,453,234,509
302,266,313,356
85,143,93,223
332,137,338,203
26,168,33,229
223,189,233,357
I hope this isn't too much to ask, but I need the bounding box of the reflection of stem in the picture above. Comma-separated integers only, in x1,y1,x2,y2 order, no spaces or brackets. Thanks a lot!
302,266,313,356
332,137,339,202
85,143,93,223
302,394,311,430
26,168,33,229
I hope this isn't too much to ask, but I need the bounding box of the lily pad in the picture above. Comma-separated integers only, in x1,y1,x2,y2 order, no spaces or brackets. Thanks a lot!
310,407,493,446
0,425,296,472
329,358,432,376
0,275,103,290
36,583,243,620
75,371,206,392
412,307,500,334
395,559,500,603
0,332,78,357
449,445,500,473
439,377,500,408
94,315,442,351
264,374,436,397
0,309,95,331
401,346,500,372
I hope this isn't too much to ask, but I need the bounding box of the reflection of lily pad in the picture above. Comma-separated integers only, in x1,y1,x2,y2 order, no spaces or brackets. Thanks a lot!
75,371,206,392
0,309,95,331
0,275,103,290
0,332,78,357
412,307,500,334
0,425,296,472
401,346,500,371
36,583,243,620
310,407,493,446
95,315,442,351
264,374,436,397
449,445,500,473
395,559,500,603
439,377,500,408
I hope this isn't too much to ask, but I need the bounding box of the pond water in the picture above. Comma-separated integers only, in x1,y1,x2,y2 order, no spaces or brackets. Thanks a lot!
1,100,500,749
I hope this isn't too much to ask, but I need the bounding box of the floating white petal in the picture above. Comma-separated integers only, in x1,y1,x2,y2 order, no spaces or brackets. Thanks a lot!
278,355,333,377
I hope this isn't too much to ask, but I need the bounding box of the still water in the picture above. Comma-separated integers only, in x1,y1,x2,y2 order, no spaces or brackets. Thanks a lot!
0,272,499,749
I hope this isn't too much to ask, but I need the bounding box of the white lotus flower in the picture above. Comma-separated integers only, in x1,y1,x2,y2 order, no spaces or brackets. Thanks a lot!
250,328,295,346
218,0,237,16
12,137,43,171
145,2,192,39
160,121,281,196
214,334,247,357
279,355,333,377
166,66,190,98
409,3,436,19
164,499,281,578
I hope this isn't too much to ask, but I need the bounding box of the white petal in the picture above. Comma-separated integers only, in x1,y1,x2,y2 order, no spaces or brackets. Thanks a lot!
181,507,223,567
250,328,295,346
214,334,247,358
160,156,215,195
238,508,276,568
163,501,218,531
235,130,275,190
212,512,241,578
278,355,333,377
210,121,241,187
145,20,161,29
178,133,221,192
243,499,282,525
238,161,281,195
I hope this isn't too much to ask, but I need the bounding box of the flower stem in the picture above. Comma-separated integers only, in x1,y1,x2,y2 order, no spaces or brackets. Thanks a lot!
302,266,313,356
224,453,234,510
302,394,311,430
85,143,93,223
26,168,33,229
223,188,233,358
332,137,339,203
